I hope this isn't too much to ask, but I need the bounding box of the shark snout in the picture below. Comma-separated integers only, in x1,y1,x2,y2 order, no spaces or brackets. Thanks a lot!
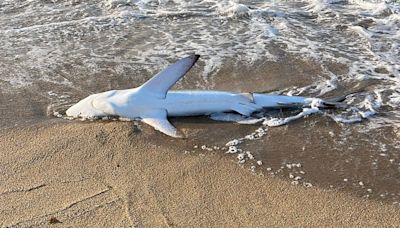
66,94,108,118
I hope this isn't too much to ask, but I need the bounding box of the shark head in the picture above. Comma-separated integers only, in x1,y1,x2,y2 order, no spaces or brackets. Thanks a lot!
66,94,107,119
66,90,120,119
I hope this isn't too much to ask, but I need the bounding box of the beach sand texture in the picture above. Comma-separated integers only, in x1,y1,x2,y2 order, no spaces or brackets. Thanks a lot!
1,122,399,227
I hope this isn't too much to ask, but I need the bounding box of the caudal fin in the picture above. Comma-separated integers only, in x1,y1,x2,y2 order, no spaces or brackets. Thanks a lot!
320,100,348,109
321,91,364,109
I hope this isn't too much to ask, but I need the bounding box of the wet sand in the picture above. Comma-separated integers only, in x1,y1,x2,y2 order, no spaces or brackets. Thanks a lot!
1,121,400,227
1,56,399,227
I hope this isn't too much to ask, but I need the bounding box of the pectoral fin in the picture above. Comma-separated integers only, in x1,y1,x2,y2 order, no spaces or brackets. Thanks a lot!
141,109,184,138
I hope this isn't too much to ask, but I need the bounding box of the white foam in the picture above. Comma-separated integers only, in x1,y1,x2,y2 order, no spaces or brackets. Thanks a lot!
350,26,373,39
263,106,321,127
216,2,250,18
328,114,363,124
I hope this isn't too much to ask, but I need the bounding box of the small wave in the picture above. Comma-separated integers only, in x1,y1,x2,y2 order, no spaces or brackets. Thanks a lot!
216,2,250,19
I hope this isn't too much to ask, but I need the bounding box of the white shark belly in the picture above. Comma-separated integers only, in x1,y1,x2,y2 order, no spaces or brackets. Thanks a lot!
163,91,310,116
164,91,237,116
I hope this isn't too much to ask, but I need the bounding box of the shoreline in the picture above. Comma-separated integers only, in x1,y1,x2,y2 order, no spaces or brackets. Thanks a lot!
1,122,399,226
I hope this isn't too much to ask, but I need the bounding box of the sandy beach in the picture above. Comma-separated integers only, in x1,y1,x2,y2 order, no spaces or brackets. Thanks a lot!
1,121,399,227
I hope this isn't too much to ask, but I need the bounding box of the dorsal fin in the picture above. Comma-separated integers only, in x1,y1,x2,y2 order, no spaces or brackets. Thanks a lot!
138,54,200,98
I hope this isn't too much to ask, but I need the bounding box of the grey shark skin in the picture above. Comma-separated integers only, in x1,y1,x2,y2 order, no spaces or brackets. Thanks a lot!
66,55,321,138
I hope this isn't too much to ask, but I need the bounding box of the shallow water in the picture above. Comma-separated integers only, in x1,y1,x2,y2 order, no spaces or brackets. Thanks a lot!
0,0,399,204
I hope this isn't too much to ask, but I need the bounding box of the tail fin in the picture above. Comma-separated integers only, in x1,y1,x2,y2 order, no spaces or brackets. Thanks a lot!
321,91,364,109
323,90,363,109
321,100,348,109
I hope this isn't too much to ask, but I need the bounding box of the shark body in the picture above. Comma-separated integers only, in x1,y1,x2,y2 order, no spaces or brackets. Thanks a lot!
66,55,323,137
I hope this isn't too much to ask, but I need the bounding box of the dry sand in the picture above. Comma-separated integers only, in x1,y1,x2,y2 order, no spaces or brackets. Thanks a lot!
1,121,399,227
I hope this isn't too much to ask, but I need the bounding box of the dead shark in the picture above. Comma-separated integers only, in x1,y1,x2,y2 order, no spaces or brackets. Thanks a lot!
66,54,340,137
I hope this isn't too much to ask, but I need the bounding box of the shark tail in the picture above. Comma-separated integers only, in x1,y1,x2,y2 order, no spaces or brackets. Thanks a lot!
320,90,365,109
